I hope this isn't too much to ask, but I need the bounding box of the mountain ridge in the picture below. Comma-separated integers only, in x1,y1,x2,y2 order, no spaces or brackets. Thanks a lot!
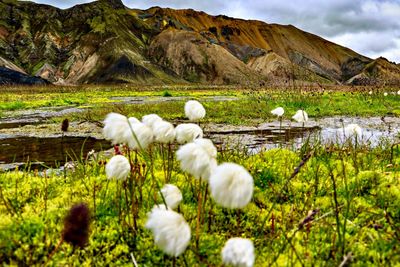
0,0,399,86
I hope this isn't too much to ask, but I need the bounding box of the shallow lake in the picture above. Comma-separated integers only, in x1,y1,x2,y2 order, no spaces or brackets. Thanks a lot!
209,116,400,153
0,116,398,170
0,136,111,169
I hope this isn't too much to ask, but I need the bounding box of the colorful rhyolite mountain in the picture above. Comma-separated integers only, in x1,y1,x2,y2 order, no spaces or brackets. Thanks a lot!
1,0,399,85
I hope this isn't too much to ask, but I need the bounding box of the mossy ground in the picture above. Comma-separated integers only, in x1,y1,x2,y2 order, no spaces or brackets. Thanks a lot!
0,85,400,266
0,139,399,266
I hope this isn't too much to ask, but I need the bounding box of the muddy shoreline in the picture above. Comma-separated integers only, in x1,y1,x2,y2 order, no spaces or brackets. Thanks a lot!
1,115,399,171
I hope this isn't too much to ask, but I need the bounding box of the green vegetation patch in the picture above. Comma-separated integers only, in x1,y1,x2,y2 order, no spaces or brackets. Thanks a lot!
1,85,399,126
0,135,399,265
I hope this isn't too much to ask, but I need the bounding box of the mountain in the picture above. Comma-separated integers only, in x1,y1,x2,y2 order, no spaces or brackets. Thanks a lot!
0,66,49,85
0,0,399,86
346,57,400,85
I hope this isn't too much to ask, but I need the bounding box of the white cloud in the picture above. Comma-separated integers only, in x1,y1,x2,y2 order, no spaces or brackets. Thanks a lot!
27,0,93,9
329,32,400,61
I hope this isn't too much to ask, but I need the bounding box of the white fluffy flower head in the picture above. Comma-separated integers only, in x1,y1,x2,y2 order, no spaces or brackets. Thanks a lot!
161,184,183,210
142,114,163,129
292,110,308,123
123,122,154,150
175,123,203,144
271,107,284,117
105,155,130,180
103,112,129,145
209,163,253,209
185,100,206,121
176,142,217,180
384,92,388,96
343,123,363,139
222,238,255,267
145,205,191,257
194,138,217,158
128,117,140,124
153,120,176,143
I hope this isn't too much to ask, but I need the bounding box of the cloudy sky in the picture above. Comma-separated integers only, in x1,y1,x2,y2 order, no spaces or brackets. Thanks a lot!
30,0,400,63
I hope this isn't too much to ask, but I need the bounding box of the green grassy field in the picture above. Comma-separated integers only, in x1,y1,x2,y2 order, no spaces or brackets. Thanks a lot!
1,85,400,125
0,85,400,266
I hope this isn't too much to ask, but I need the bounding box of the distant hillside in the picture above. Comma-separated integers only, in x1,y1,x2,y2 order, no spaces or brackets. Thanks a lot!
0,66,49,85
0,0,399,86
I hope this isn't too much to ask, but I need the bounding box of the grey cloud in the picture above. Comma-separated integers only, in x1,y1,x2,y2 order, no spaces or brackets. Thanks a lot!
367,39,397,53
234,0,400,37
314,13,398,37
332,31,399,55
323,8,399,36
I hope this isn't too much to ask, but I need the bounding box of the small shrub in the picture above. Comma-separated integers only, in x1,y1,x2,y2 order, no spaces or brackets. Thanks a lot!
162,90,172,97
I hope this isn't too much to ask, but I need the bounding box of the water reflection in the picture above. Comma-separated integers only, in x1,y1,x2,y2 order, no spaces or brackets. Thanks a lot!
0,136,111,167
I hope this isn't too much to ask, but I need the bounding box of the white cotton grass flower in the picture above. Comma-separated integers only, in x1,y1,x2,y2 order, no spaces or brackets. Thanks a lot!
175,123,203,144
153,120,176,143
176,142,217,181
222,238,255,267
105,155,131,180
128,117,140,124
368,91,373,95
145,205,191,257
271,107,284,117
142,114,163,129
384,92,388,96
160,184,183,210
103,113,143,145
184,100,206,121
209,163,253,209
123,122,154,150
64,161,76,172
343,123,363,139
292,110,308,123
193,138,217,159
397,90,400,95
103,112,129,145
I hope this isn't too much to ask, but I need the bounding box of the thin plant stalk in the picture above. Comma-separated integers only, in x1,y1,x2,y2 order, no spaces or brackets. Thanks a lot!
201,184,209,225
167,142,174,183
160,143,167,182
330,172,342,251
195,178,203,250
45,237,64,266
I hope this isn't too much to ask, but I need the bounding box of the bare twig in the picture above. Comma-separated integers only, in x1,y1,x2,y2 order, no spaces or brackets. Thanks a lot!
130,252,139,267
338,252,353,267
298,209,320,229
290,152,313,180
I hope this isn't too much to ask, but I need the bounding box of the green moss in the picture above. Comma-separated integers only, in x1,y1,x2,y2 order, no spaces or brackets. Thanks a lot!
88,16,106,34
185,72,200,83
247,148,299,186
0,101,26,110
0,136,400,265
31,61,46,75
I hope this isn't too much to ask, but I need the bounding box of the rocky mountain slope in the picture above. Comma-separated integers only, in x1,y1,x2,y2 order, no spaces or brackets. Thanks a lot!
0,66,49,85
0,0,399,85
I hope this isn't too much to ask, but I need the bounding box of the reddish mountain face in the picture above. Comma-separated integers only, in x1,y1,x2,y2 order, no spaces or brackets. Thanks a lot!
0,0,399,85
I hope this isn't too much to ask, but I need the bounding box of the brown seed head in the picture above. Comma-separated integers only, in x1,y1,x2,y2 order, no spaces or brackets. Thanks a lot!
61,118,69,132
62,203,90,248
